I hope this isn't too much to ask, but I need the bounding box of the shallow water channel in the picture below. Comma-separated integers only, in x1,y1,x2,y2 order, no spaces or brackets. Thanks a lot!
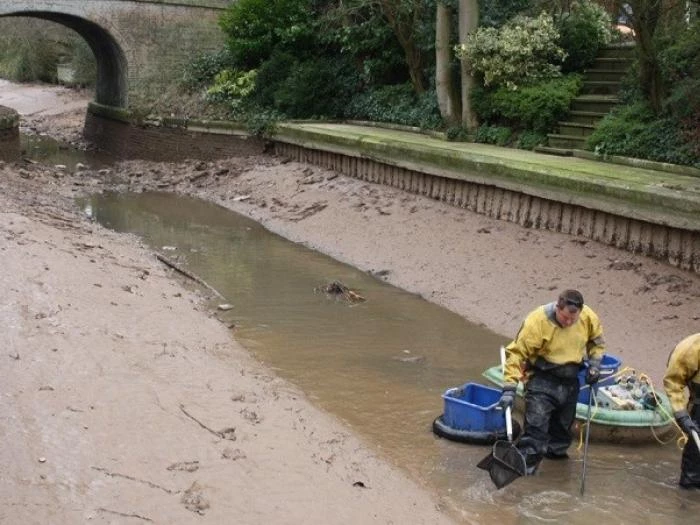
84,191,698,524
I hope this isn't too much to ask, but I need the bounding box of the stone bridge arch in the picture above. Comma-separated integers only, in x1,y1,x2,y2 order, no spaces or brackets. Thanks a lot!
0,1,230,108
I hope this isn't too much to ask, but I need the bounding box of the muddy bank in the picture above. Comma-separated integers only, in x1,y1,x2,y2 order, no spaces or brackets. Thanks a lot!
0,88,455,524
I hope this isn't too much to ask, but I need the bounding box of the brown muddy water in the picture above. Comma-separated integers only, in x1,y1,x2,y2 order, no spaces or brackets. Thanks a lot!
84,191,699,525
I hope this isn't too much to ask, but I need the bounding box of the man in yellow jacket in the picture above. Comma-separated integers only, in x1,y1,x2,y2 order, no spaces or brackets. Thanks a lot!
498,289,605,474
663,333,700,489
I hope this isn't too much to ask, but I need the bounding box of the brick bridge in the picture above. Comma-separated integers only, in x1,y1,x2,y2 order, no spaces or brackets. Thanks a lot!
0,0,231,108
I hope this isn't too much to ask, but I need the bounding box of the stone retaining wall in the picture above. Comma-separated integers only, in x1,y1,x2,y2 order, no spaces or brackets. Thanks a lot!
0,106,20,162
274,142,700,274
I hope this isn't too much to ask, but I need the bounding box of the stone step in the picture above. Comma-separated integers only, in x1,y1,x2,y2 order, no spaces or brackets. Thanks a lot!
583,69,628,82
571,95,620,113
567,110,608,125
592,57,633,71
533,145,575,157
597,44,636,59
582,80,622,95
557,121,596,137
547,133,587,149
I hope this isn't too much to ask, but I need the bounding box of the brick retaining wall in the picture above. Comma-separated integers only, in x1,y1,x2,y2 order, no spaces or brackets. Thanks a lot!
84,107,265,161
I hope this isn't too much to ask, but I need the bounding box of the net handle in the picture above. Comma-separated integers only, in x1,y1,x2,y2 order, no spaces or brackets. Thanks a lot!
500,346,513,441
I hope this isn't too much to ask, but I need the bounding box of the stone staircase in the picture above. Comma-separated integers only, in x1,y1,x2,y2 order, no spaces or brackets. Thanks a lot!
536,44,635,156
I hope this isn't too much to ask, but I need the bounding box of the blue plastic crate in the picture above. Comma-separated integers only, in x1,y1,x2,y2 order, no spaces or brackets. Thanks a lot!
578,353,622,403
441,382,506,432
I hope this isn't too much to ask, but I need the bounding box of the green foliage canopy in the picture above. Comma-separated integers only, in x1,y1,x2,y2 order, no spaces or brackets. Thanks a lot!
219,0,317,69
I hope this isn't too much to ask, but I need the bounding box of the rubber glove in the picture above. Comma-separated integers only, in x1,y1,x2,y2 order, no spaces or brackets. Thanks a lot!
585,366,601,385
675,410,699,436
497,385,516,411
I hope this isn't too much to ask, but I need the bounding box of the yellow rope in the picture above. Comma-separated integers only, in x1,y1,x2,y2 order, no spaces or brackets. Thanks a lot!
574,367,685,449
636,371,686,449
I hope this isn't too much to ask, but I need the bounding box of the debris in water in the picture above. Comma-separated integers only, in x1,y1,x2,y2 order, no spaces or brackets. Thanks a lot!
318,280,366,303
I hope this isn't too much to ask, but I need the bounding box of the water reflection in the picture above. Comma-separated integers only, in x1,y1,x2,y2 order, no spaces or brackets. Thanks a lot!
20,132,113,170
85,191,699,524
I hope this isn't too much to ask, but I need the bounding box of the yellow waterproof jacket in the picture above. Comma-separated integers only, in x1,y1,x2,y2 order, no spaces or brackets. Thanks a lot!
663,333,700,413
503,303,605,387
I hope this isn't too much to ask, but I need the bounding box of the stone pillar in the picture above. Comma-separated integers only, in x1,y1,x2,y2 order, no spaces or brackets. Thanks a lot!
0,106,20,162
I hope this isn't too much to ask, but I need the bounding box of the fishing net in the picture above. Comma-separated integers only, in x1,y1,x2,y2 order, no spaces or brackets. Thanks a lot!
477,439,527,489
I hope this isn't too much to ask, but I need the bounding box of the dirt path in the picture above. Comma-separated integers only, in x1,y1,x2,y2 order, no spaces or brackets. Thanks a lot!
0,87,456,523
1,83,698,523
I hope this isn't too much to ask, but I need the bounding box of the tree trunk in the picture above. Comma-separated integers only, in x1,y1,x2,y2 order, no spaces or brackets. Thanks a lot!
630,0,663,113
379,0,427,94
459,0,479,130
435,1,461,125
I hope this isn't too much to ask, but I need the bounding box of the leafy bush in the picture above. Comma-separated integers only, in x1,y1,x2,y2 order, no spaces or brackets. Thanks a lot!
345,83,443,129
557,0,612,73
515,130,547,150
219,0,316,69
206,69,258,112
273,57,360,119
320,2,408,87
445,126,472,142
243,106,284,137
455,12,566,89
587,103,699,167
250,52,297,108
182,50,234,92
478,0,534,28
474,125,513,146
471,74,582,132
0,37,58,83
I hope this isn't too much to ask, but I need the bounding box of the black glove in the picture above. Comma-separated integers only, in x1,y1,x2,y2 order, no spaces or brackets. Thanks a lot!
675,411,700,436
585,366,600,385
496,385,516,411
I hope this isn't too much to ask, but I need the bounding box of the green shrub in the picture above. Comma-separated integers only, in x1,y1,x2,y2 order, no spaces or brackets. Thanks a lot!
206,69,258,113
471,74,582,133
0,37,58,83
273,56,359,119
587,103,699,167
219,0,316,69
478,0,534,28
251,52,297,108
557,1,612,73
455,12,566,89
243,106,284,137
445,126,472,142
182,50,234,92
474,125,513,146
345,83,443,129
515,130,547,150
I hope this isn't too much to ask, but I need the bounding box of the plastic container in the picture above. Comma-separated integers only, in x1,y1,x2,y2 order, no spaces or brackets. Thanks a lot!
441,382,506,432
578,353,622,403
